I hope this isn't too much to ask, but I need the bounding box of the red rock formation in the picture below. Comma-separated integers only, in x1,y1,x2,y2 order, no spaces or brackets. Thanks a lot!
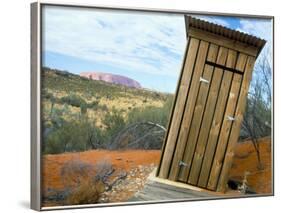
80,72,141,88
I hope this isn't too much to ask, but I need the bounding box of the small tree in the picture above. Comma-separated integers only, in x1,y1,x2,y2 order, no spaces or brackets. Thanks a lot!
242,50,272,169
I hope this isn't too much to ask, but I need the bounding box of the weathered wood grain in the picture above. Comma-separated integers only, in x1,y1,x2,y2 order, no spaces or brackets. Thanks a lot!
169,41,209,181
182,63,214,183
177,44,218,182
158,38,199,178
129,180,211,201
198,48,236,188
206,53,248,190
156,37,190,177
168,42,215,181
186,50,231,187
157,22,262,193
216,56,256,192
184,45,219,185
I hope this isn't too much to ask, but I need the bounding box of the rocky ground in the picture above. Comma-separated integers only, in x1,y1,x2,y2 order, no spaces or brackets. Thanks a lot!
99,164,156,203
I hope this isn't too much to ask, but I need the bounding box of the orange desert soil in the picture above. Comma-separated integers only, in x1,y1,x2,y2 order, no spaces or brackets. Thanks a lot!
42,137,272,197
42,150,160,192
229,137,272,194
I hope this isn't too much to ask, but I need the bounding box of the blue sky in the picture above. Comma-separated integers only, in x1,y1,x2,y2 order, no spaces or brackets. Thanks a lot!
42,6,272,93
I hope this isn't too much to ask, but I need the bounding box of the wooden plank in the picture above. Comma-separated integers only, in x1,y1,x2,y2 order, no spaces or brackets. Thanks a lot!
177,47,228,182
206,53,247,190
216,56,256,192
189,27,259,57
187,47,228,186
129,180,212,201
141,185,193,198
168,41,209,181
158,38,200,178
234,53,248,72
148,182,210,197
168,43,216,181
198,48,236,188
150,172,212,193
156,37,190,177
180,63,214,183
206,44,220,64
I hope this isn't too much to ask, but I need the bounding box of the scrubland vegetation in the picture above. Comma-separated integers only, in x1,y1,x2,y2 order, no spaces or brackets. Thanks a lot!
42,67,174,154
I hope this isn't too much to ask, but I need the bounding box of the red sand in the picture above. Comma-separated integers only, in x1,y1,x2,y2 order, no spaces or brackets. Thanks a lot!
229,137,272,194
42,150,160,192
42,137,272,194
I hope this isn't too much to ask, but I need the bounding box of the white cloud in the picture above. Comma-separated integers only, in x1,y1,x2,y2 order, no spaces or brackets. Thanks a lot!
237,19,272,41
42,6,187,77
43,6,273,79
192,15,231,28
237,18,273,68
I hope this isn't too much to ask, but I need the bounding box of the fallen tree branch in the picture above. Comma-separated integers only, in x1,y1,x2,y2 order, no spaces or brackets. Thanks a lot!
105,171,127,191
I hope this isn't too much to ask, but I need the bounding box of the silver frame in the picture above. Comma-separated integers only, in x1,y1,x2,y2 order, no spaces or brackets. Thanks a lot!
31,1,274,211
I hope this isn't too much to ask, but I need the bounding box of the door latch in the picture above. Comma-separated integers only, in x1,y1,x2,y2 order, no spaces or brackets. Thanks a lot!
179,160,188,167
226,115,236,121
200,77,209,84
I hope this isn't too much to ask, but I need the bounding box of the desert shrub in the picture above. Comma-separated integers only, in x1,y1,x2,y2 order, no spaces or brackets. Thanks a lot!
60,159,96,187
43,118,105,154
44,121,78,154
103,109,126,138
59,159,115,205
42,90,54,100
59,94,86,108
93,109,127,149
127,95,174,127
98,104,108,111
66,180,104,205
86,100,99,109
80,102,88,115
42,105,70,143
61,160,105,205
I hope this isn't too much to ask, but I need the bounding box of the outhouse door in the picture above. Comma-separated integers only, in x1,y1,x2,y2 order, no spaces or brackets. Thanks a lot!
157,17,265,192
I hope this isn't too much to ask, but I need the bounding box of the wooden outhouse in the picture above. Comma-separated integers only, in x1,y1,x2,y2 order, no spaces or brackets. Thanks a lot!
157,16,266,192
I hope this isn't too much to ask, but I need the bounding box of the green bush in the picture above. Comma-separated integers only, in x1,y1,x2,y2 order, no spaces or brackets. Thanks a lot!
86,100,99,109
59,94,86,108
127,96,173,127
44,122,76,154
43,118,105,154
98,104,108,111
42,90,54,100
80,102,88,115
103,109,126,137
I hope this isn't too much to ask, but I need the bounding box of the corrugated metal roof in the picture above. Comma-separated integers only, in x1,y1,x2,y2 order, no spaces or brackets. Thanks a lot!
185,16,266,50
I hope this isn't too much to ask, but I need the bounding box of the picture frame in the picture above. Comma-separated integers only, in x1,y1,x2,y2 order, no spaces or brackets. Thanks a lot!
31,1,274,211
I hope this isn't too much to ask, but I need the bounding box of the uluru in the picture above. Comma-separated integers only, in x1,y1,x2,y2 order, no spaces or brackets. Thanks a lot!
80,72,142,89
